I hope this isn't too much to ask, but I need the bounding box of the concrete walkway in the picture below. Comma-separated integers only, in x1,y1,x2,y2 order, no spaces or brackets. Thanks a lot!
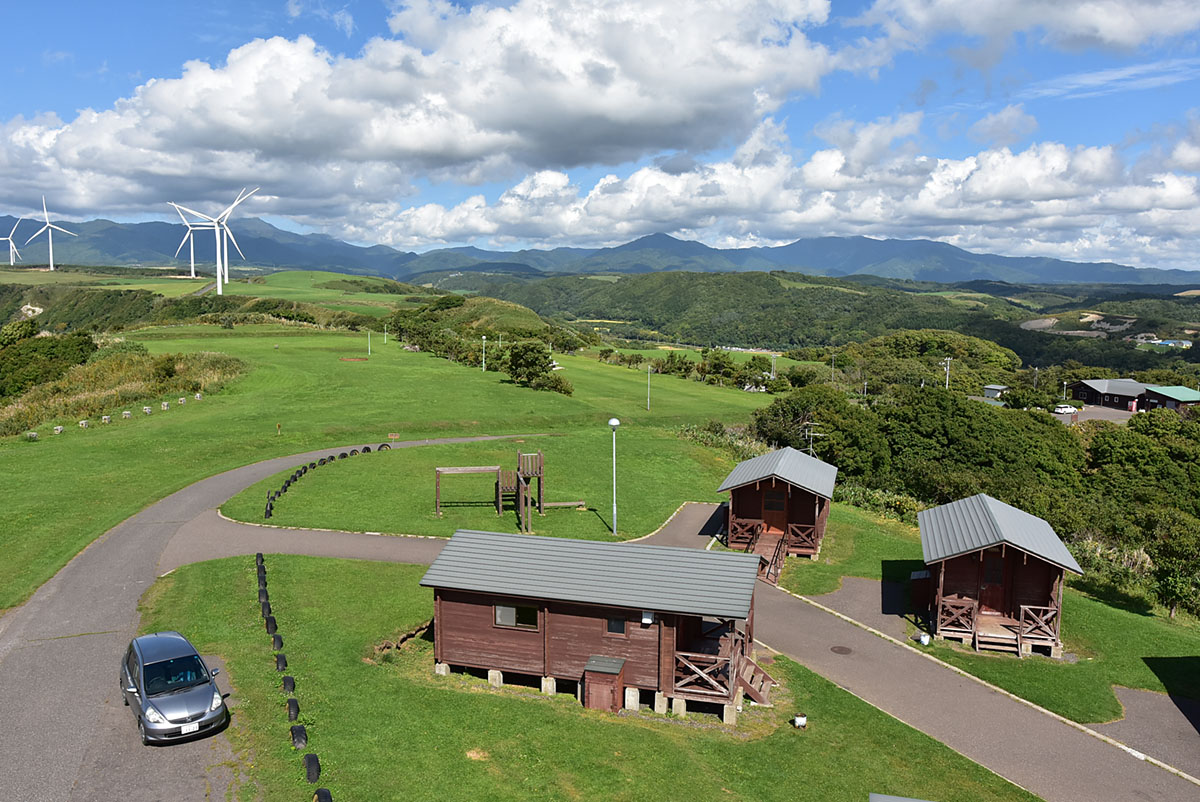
643,503,1199,802
0,434,539,802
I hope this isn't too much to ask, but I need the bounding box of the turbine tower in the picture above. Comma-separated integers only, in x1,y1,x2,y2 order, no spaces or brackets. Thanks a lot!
0,219,21,265
216,187,258,287
25,198,76,271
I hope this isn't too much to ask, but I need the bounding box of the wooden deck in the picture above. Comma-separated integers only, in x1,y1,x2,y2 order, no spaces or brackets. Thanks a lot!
937,597,1062,657
727,516,821,585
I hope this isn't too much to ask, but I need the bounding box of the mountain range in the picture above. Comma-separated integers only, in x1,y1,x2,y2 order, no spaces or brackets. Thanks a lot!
2,215,1198,286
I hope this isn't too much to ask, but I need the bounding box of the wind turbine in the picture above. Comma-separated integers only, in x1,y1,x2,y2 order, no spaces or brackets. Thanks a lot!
170,204,215,279
0,219,20,265
25,198,76,271
168,188,258,295
215,187,258,287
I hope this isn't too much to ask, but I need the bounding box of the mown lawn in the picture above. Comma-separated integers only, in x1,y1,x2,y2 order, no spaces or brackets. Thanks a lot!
778,508,1200,724
139,555,1040,802
222,427,734,540
0,325,767,609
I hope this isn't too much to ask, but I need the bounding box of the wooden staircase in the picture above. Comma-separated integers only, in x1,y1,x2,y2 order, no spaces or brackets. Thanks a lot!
737,656,778,705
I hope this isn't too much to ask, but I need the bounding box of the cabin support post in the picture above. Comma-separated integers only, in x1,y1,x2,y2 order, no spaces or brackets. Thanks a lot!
435,470,441,516
671,697,687,718
653,691,668,714
541,676,556,695
434,662,450,676
722,703,738,726
624,687,639,711
934,561,946,640
495,468,501,516
487,669,503,688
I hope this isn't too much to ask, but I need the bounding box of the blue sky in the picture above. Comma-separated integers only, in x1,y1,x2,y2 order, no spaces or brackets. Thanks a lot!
1,1,1199,268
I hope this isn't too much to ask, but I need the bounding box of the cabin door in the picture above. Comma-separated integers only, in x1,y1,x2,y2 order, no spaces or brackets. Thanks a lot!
763,489,787,533
978,548,1006,615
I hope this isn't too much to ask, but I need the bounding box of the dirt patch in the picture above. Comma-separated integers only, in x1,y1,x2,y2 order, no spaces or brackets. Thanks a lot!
1174,290,1200,297
1019,317,1057,330
466,748,490,761
1079,313,1102,324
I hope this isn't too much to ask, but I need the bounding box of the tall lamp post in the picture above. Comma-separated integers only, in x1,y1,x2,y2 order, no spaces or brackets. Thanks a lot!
646,365,651,412
482,335,487,372
608,417,620,534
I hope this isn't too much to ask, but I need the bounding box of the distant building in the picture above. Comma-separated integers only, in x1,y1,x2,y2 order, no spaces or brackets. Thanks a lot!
1159,339,1193,349
1067,379,1157,411
1140,385,1200,411
982,384,1008,399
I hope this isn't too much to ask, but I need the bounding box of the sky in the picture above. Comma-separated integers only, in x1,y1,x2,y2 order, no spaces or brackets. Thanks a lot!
1,1,1199,269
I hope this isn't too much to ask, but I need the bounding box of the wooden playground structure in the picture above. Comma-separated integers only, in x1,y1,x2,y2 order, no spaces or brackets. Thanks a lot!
434,450,584,533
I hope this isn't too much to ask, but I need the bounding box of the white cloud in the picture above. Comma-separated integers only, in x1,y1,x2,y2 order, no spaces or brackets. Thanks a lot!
348,118,1199,269
858,0,1200,50
968,104,1037,146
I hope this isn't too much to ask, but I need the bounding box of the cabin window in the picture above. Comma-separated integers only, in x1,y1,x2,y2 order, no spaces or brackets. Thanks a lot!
764,490,786,512
605,615,627,636
494,604,538,630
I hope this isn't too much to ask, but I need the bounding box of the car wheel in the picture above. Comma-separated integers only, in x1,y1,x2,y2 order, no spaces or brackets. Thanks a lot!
123,693,129,706
138,717,150,746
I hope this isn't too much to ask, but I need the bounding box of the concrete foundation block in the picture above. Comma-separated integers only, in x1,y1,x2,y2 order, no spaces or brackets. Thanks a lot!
122,411,131,419
53,426,64,434
653,692,668,714
624,687,639,711
671,697,687,718
101,415,111,424
161,401,170,411
487,669,503,688
722,703,738,725
434,662,450,676
541,676,557,695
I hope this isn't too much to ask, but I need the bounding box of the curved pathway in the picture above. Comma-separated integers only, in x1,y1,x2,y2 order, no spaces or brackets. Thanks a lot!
3,450,1197,802
0,435,539,802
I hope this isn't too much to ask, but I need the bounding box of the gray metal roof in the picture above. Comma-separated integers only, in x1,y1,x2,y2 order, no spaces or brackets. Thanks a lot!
1075,378,1157,397
983,384,1009,390
584,656,626,674
918,494,1082,575
717,446,838,499
420,530,761,619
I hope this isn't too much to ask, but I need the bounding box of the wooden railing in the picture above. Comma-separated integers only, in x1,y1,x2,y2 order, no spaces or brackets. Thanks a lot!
1019,605,1059,642
786,523,820,553
674,629,744,702
938,597,978,635
758,535,787,585
729,517,763,549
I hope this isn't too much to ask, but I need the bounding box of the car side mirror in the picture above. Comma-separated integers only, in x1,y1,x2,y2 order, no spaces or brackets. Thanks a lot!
210,668,220,677
124,685,138,695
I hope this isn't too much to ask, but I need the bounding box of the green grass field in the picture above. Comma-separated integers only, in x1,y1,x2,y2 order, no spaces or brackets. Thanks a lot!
222,428,734,539
0,324,767,610
779,511,1200,724
138,555,1038,802
0,267,210,296
587,346,815,370
219,270,436,317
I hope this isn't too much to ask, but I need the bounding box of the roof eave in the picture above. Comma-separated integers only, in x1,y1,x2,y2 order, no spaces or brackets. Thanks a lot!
924,542,1082,576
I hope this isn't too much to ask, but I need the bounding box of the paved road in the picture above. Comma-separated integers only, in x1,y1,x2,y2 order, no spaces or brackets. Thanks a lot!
5,451,1197,802
643,503,1200,802
0,435,539,802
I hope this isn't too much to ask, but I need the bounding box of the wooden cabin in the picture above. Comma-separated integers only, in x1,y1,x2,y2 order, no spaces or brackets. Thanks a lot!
918,494,1083,658
718,446,838,582
1067,378,1153,411
420,530,775,724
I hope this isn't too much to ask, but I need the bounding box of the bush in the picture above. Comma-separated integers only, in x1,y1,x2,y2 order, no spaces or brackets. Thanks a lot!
87,340,149,363
530,372,573,396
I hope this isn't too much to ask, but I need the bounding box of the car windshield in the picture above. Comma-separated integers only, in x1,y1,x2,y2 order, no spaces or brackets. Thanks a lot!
143,655,208,696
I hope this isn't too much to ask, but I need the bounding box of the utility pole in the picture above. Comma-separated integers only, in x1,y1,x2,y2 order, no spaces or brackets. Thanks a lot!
831,353,836,383
1034,366,1039,389
384,323,387,344
368,329,371,356
482,335,486,372
941,357,952,390
647,364,651,412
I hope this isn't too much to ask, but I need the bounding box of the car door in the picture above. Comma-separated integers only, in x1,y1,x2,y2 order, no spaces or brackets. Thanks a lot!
121,647,141,707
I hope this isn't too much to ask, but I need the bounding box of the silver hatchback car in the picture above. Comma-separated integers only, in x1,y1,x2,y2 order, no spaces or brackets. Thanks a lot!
120,631,228,744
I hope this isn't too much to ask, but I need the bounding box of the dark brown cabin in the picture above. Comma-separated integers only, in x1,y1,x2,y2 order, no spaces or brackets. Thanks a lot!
420,530,776,723
918,494,1083,658
718,446,838,583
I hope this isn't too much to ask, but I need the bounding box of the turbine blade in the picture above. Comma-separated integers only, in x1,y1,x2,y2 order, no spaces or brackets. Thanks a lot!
174,229,191,258
42,196,49,222
25,224,49,244
11,243,20,261
9,218,20,238
170,202,216,222
224,225,246,260
49,224,77,236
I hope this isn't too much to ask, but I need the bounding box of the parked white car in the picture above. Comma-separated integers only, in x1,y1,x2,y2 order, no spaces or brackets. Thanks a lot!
1053,404,1076,414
